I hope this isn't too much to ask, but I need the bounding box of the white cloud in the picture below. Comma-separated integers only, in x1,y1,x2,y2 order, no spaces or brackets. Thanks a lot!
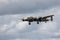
38,21,57,32
0,15,28,34
15,21,28,30
0,3,60,40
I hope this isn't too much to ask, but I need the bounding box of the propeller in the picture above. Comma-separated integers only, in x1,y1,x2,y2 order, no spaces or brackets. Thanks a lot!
21,18,25,21
16,17,24,22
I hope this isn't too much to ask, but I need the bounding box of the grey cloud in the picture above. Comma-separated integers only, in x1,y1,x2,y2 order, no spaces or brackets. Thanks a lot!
0,0,60,15
0,2,60,40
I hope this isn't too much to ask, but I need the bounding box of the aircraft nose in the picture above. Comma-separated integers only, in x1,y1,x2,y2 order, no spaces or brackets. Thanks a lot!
22,19,24,21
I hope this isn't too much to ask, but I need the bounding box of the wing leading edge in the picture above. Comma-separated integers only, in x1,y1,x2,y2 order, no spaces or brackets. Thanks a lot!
42,15,54,18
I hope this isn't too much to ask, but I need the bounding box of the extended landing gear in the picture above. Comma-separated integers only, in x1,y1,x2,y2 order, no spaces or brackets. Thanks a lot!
29,22,31,25
37,21,39,24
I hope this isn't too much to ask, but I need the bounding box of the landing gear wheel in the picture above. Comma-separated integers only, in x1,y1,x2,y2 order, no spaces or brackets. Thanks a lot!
37,21,39,24
29,22,31,25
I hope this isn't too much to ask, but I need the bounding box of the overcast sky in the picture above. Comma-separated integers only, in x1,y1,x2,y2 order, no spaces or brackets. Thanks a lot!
0,0,60,40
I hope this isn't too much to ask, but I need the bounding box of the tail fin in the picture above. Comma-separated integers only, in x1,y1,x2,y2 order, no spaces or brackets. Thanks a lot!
51,16,53,21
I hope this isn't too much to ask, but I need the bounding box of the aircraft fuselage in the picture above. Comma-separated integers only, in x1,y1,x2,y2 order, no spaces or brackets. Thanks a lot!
22,15,54,25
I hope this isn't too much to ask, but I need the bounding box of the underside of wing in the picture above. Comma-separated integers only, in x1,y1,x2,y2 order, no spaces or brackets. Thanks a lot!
42,15,54,19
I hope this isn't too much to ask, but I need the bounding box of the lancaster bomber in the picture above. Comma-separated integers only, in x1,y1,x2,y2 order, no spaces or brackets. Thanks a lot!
22,15,54,25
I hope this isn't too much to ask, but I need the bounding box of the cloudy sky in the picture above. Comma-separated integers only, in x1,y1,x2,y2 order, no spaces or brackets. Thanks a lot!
0,0,60,40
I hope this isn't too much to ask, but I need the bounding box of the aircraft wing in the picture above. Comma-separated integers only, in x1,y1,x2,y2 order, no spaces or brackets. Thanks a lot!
42,15,54,18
